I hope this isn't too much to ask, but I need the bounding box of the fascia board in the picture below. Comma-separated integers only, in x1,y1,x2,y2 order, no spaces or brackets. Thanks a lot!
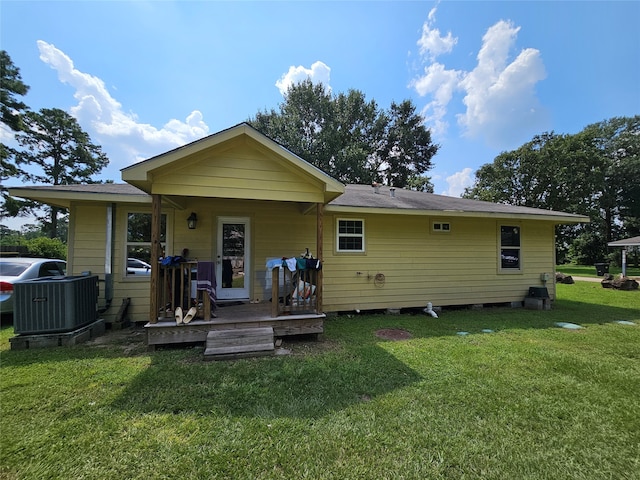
324,204,590,223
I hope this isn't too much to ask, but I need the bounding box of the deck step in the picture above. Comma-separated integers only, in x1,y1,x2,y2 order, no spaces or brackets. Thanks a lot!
204,326,274,360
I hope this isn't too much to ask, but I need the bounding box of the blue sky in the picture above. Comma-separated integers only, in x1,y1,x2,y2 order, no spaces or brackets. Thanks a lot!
1,1,639,228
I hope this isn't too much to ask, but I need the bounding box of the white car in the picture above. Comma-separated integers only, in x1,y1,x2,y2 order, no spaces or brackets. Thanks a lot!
127,258,152,275
0,257,67,315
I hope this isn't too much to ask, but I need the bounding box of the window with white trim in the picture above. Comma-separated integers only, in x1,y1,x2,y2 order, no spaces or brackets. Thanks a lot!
125,212,167,277
337,219,365,252
500,225,521,271
432,221,451,232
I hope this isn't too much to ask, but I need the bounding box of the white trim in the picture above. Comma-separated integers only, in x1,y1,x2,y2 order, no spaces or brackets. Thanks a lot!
216,216,251,300
336,218,365,253
432,221,451,233
122,209,170,280
498,224,522,273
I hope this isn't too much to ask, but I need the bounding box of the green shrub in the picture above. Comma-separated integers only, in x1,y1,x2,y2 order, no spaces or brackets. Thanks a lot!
23,237,67,260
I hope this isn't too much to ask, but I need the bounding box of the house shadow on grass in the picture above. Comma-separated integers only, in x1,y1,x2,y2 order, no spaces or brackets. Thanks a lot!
110,342,422,419
108,293,639,420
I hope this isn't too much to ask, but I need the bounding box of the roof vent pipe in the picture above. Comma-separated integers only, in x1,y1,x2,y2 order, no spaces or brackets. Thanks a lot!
372,182,380,194
390,187,396,198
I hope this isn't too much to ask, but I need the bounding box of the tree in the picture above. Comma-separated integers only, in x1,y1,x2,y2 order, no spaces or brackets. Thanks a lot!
252,80,337,174
328,88,386,184
0,50,29,132
377,100,439,187
249,80,438,188
463,116,640,264
580,116,640,240
15,108,109,238
0,50,33,219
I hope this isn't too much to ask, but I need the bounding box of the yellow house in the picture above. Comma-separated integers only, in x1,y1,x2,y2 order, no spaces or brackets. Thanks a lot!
9,123,588,349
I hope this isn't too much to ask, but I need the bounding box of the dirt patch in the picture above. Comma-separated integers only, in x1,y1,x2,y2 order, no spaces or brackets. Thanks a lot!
86,326,147,355
375,328,412,341
283,336,342,357
86,327,340,358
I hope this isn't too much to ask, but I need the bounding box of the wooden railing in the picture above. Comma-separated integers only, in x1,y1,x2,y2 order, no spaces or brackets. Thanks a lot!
271,266,320,317
156,261,320,320
157,261,212,321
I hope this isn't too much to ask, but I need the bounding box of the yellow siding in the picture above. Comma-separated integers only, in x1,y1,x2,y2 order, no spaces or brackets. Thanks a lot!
101,199,318,323
152,142,326,203
322,214,557,312
71,200,559,323
170,198,317,305
68,205,112,319
69,205,107,278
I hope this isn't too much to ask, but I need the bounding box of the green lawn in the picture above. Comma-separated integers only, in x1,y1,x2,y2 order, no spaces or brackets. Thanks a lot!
557,263,640,278
1,282,639,479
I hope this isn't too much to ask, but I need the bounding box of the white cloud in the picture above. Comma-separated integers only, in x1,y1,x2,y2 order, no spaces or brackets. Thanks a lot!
412,62,462,137
443,167,474,197
411,6,461,138
36,40,209,171
456,21,548,147
412,12,548,148
417,7,457,60
275,61,331,96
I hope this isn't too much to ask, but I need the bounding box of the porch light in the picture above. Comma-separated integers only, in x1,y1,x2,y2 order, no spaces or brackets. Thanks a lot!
187,212,198,230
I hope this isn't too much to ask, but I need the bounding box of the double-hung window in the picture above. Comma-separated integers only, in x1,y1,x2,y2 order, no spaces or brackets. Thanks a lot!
500,225,521,271
337,219,365,252
126,212,167,277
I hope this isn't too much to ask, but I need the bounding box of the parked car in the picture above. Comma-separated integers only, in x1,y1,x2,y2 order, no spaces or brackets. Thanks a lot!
0,257,67,315
127,258,152,275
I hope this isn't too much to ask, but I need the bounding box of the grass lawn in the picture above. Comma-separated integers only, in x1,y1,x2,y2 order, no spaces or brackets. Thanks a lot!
557,263,640,278
1,282,639,479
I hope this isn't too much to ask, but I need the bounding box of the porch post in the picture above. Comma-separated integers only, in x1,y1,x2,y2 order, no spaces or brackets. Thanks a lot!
149,194,162,324
316,203,323,313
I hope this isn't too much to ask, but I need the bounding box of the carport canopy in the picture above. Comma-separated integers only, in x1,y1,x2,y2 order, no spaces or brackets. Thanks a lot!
608,236,640,276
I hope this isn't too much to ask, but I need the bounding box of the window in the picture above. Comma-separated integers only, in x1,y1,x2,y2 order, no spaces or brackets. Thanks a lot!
500,225,521,271
432,221,451,232
38,262,66,277
337,219,365,252
126,212,166,277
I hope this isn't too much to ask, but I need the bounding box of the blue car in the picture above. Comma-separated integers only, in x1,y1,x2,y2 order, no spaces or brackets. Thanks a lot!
0,258,67,315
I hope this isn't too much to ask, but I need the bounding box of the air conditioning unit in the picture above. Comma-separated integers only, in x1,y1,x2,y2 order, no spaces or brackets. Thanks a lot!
13,275,99,335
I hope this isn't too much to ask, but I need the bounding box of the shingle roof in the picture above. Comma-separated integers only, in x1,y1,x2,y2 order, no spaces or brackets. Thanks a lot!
10,183,588,222
11,183,147,196
328,184,587,221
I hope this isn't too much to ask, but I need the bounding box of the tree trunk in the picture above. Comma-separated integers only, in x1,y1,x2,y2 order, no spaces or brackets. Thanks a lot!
50,206,59,239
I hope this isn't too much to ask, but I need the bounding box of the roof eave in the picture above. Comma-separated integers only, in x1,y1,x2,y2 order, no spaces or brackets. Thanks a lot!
325,204,590,223
8,187,151,209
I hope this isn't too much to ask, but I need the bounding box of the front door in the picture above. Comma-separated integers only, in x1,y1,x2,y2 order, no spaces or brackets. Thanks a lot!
216,217,250,300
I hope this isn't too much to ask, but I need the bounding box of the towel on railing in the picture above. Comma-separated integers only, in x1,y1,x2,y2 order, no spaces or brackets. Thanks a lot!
196,261,217,310
285,258,297,272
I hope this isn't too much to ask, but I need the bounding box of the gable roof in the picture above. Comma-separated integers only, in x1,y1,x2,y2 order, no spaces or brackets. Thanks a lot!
121,122,345,204
327,184,590,223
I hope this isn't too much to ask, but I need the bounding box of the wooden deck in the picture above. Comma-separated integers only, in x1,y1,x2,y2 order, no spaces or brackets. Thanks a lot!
145,301,324,349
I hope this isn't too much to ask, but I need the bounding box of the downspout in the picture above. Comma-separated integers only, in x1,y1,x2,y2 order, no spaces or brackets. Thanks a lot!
423,301,438,318
99,203,115,314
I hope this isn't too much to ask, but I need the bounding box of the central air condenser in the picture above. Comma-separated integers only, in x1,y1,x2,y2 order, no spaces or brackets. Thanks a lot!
13,275,99,335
